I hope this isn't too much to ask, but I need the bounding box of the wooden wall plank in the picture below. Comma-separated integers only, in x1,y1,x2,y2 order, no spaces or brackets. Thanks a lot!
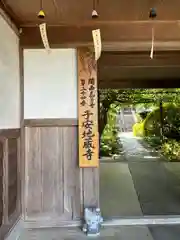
24,118,78,127
3,139,9,224
24,118,100,223
56,128,64,216
24,125,81,221
40,127,61,216
71,127,81,219
8,138,18,217
0,141,3,226
41,127,55,214
63,126,81,219
25,127,42,216
0,129,20,239
63,127,73,218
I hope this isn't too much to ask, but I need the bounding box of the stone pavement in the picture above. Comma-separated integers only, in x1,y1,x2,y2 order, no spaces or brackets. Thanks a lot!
121,132,180,215
18,226,153,240
100,162,142,218
149,225,180,240
11,225,180,240
98,132,180,239
100,132,180,217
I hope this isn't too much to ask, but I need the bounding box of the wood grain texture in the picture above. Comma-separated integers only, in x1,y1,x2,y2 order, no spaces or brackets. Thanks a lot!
24,121,99,225
20,23,180,50
3,139,8,224
8,138,18,217
0,140,3,226
24,125,80,221
82,168,99,207
77,48,99,167
24,118,78,127
0,129,21,238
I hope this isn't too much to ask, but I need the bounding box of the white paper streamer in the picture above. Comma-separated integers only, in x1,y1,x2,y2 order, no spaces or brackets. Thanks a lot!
150,27,154,59
39,23,51,53
92,29,102,61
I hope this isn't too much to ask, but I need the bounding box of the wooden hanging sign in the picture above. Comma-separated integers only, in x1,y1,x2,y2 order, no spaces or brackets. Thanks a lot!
77,48,99,168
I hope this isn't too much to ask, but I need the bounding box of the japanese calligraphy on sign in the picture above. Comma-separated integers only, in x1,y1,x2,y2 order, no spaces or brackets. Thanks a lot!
78,49,99,168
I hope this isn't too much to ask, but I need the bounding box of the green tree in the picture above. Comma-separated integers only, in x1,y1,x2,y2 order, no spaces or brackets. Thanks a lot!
99,88,180,138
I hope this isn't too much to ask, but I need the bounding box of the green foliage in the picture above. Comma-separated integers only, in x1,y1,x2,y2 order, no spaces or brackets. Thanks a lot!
138,111,150,120
99,88,180,159
133,122,144,137
99,88,180,137
144,136,162,150
143,103,180,138
133,104,180,138
143,107,161,137
133,103,180,161
100,104,122,156
100,88,180,107
135,113,142,123
161,140,180,162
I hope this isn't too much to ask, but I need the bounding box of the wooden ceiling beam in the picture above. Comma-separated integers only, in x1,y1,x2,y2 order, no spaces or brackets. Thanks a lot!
99,66,180,81
0,1,20,27
98,51,180,67
99,79,180,89
20,20,180,27
20,21,180,49
0,1,19,35
5,0,180,26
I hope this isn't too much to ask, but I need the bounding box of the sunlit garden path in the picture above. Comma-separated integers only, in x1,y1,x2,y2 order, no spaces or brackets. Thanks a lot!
100,131,180,219
120,132,180,215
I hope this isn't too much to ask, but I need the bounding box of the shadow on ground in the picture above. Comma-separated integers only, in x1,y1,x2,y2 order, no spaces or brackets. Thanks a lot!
100,132,180,217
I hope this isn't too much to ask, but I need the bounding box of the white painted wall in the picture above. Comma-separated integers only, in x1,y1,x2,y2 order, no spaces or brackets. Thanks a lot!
24,49,77,119
0,15,20,129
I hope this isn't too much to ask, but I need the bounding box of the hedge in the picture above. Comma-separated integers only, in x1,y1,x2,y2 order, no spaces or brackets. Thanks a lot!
133,103,180,139
100,104,122,156
161,139,180,161
133,104,180,162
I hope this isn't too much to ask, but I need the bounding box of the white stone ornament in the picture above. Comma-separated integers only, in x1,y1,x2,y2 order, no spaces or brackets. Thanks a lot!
39,23,51,53
92,29,102,61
